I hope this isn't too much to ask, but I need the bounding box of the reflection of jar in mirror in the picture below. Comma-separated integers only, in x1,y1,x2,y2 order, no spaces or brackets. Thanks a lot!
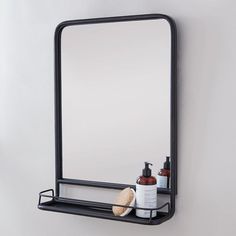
157,156,171,188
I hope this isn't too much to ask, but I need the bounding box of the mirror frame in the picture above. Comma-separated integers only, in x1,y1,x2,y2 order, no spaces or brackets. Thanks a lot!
54,14,177,222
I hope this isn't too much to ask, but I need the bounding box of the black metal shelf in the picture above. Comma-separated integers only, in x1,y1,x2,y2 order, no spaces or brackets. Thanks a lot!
38,189,171,225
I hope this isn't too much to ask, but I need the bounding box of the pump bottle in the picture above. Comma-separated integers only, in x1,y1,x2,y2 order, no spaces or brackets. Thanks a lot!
136,162,157,218
157,156,171,188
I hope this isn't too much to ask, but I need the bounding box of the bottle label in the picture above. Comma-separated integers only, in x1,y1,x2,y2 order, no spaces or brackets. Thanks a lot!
157,176,168,188
135,184,157,218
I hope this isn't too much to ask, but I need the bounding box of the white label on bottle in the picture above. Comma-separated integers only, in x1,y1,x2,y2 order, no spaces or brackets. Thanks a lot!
135,184,157,218
157,176,168,188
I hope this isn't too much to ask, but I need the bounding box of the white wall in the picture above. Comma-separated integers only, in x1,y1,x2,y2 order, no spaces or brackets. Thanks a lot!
1,1,236,236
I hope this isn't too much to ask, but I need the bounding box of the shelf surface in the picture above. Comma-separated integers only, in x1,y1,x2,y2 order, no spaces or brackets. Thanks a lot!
38,200,169,225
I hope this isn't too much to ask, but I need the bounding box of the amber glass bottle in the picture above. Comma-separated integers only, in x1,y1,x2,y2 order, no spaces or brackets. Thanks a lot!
136,162,157,185
136,162,157,218
157,156,171,188
136,173,157,185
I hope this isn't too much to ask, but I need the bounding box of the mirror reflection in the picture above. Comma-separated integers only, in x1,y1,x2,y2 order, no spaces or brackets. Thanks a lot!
61,19,171,186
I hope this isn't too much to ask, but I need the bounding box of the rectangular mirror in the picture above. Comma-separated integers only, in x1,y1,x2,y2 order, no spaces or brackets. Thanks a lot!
58,16,176,192
38,14,177,225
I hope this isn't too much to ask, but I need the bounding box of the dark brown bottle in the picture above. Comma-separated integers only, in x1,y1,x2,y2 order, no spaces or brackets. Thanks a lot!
136,162,157,218
136,162,157,185
157,156,171,188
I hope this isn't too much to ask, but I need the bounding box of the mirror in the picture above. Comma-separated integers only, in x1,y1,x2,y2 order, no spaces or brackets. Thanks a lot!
61,18,171,186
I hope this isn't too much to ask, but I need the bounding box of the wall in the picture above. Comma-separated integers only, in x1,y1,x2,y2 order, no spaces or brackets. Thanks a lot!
1,0,236,236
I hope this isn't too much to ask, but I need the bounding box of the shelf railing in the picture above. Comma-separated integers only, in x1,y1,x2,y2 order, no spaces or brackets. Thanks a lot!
38,189,170,223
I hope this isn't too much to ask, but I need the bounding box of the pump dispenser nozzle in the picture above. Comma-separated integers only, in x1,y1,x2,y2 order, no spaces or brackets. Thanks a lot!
142,162,153,177
164,156,170,170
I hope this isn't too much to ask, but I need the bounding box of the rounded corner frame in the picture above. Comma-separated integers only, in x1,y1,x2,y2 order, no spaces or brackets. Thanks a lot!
53,14,177,225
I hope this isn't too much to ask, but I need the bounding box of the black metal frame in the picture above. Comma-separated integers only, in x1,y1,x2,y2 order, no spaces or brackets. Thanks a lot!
38,14,177,225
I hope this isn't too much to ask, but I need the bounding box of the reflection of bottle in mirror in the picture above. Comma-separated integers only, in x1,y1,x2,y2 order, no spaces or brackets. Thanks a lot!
157,156,171,188
136,162,157,218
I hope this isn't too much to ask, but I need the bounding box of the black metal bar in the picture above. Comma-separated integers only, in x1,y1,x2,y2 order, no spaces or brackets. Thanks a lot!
149,210,153,223
38,189,54,205
39,189,55,195
57,178,172,195
55,14,175,28
54,24,63,197
171,14,178,196
169,15,177,215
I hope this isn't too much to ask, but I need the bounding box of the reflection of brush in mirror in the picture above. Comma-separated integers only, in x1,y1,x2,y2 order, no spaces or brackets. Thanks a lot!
112,187,135,217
